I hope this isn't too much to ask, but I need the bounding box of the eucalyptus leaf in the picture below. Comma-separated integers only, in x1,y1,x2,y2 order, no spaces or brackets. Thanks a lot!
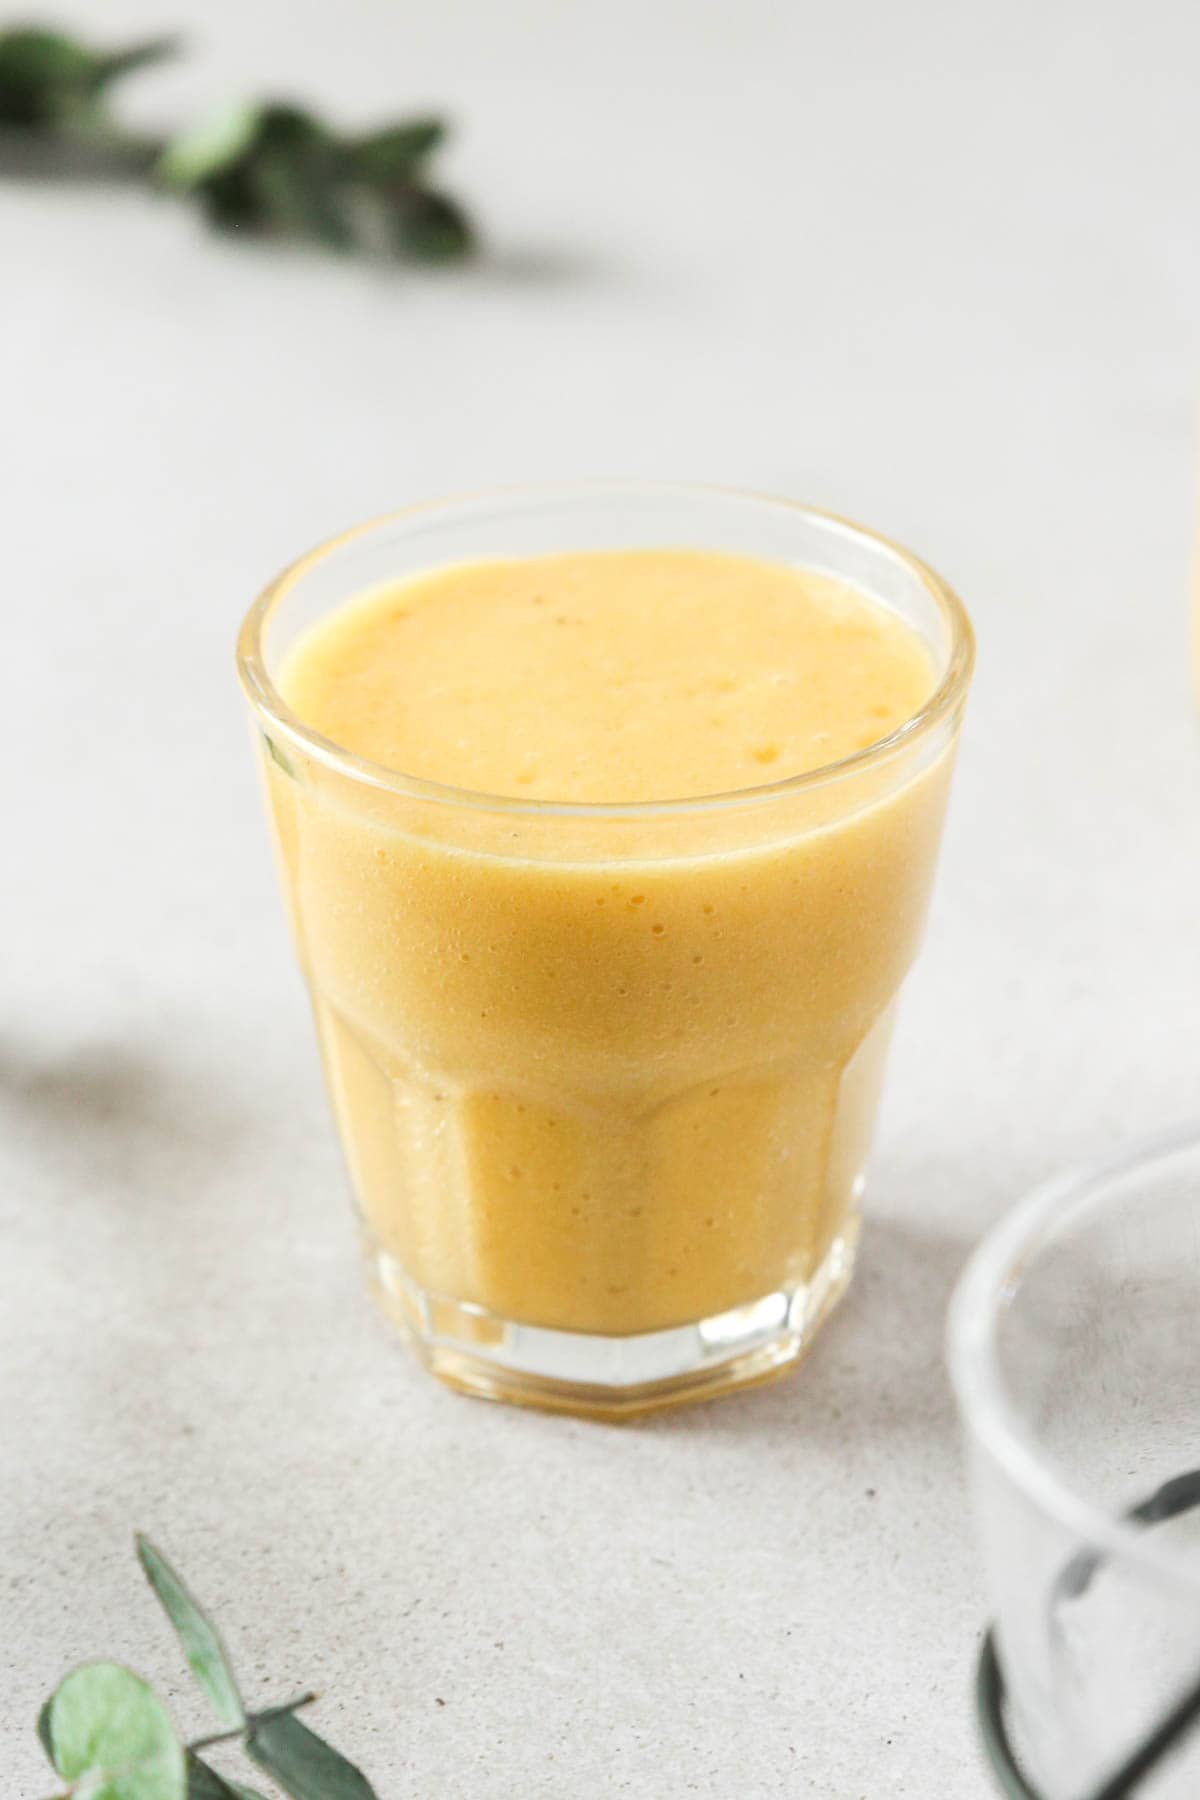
392,186,473,262
36,1695,55,1766
93,38,180,92
255,103,329,151
163,100,353,246
157,101,262,191
47,1662,185,1800
136,1536,244,1730
350,118,444,181
0,27,93,125
247,106,351,247
186,1754,239,1800
253,148,353,249
186,1751,267,1800
199,164,268,233
0,27,173,129
246,1711,378,1800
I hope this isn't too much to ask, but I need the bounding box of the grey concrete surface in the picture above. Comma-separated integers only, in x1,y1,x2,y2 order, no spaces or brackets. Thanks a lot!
4,1,1200,1793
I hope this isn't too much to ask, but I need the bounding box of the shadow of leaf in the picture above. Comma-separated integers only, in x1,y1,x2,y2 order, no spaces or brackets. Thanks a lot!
0,1035,249,1195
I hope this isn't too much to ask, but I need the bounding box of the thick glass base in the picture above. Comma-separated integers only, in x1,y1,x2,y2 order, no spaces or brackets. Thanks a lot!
368,1219,859,1419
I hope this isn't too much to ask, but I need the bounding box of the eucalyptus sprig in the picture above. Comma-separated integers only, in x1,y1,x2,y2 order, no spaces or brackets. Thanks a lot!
0,23,474,258
35,1535,380,1800
0,24,175,131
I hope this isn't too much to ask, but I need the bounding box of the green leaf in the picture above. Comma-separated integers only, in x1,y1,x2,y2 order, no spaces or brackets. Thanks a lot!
47,1662,185,1800
255,104,328,152
93,37,181,92
164,102,353,247
393,186,473,262
199,166,268,233
0,27,94,126
186,1757,232,1800
0,27,175,135
186,1751,267,1800
157,101,262,191
246,1711,378,1800
253,148,353,249
136,1536,244,1730
350,118,445,181
246,107,352,248
36,1695,55,1766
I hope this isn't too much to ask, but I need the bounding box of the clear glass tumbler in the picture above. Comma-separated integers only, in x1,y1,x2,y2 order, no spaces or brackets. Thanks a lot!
238,483,973,1417
949,1128,1200,1798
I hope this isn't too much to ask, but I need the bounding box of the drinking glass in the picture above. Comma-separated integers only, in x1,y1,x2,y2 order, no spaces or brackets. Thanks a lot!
949,1128,1200,1797
238,483,973,1416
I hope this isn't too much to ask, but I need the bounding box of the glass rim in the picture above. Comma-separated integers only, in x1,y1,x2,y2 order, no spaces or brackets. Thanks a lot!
947,1122,1200,1598
235,480,975,820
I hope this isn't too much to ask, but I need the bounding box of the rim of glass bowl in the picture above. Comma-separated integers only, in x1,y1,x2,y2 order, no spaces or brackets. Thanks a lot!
948,1123,1200,1601
236,481,975,819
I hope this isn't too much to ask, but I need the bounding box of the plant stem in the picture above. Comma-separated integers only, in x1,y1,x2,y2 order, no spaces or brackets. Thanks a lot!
188,1690,319,1752
0,120,164,179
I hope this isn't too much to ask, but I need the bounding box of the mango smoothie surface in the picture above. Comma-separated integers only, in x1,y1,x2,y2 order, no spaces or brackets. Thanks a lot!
282,551,935,803
266,544,956,1371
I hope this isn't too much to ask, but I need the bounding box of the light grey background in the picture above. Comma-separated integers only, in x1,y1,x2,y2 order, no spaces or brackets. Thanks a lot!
4,1,1200,1794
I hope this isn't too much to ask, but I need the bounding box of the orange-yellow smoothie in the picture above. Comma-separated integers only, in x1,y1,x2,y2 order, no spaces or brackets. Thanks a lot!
268,549,947,1336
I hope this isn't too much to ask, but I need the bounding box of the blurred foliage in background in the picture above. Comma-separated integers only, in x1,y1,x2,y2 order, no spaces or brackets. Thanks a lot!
0,23,474,258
